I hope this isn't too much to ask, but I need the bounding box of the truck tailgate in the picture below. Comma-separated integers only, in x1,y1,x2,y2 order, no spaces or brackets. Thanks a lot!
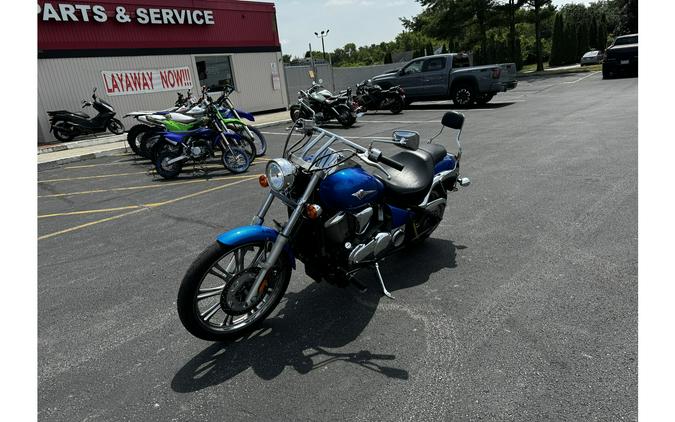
498,63,518,89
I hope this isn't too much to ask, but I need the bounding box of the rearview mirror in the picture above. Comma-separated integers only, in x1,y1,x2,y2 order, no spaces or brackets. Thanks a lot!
392,130,419,150
441,111,464,130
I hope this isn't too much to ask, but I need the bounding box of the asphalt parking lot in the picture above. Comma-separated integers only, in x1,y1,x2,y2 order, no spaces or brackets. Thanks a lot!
38,71,638,421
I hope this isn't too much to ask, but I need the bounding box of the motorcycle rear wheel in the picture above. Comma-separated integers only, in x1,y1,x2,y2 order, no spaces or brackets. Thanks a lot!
139,130,162,160
177,241,291,341
155,146,183,179
389,97,404,114
126,124,150,156
52,122,76,142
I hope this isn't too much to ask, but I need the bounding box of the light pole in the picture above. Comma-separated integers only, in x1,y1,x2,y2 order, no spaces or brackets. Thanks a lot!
314,29,329,61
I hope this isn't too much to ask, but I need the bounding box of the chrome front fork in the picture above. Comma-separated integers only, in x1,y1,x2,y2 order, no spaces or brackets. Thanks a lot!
244,171,324,305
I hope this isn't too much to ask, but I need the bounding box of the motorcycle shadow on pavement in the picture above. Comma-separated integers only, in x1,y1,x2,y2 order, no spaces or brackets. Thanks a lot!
407,102,515,111
171,238,460,393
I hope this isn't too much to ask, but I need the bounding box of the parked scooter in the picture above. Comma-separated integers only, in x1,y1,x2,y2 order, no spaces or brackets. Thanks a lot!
176,111,471,341
47,88,125,142
353,80,406,114
289,81,357,128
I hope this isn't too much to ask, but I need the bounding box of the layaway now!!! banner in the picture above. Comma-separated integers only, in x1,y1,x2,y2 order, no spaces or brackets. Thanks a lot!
102,67,193,96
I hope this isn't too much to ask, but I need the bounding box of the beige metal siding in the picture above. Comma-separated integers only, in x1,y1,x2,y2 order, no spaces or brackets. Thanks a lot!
38,52,288,143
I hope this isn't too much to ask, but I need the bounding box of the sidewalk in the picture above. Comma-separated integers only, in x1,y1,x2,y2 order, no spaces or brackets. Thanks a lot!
37,109,291,170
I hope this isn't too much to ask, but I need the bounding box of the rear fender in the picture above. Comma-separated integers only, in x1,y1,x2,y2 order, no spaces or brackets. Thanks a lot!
216,225,296,269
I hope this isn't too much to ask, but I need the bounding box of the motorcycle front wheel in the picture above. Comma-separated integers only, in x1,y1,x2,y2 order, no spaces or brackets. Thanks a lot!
222,146,251,174
177,241,291,341
107,118,125,135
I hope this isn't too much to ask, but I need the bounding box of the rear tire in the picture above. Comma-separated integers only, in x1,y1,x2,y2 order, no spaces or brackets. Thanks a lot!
139,129,162,160
475,93,494,106
126,124,150,156
389,96,404,114
451,83,476,108
290,105,301,122
155,145,183,179
52,122,76,142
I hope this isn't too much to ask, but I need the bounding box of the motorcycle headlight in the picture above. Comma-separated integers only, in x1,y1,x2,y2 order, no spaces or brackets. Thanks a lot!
265,159,296,192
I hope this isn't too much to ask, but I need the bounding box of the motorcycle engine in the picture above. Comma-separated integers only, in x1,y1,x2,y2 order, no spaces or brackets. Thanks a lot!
189,138,211,161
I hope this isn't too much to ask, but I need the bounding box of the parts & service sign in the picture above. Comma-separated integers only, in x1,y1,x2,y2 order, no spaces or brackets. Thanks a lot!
102,67,193,96
38,2,215,25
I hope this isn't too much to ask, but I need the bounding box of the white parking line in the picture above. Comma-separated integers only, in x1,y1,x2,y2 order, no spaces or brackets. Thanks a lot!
563,71,601,84
260,131,390,139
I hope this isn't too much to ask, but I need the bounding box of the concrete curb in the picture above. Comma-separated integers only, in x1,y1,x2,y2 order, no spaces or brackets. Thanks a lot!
38,146,130,171
253,118,292,128
37,118,290,171
38,134,127,154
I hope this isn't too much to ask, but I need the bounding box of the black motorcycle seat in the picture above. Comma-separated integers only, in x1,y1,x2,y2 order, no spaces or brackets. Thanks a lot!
48,110,89,118
375,149,435,207
418,143,447,164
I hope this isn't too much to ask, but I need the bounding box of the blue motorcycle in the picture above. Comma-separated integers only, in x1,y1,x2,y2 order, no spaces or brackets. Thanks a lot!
154,100,254,179
177,111,471,341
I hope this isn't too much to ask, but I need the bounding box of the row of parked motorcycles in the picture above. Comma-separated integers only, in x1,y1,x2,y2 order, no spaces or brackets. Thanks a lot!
124,85,267,179
289,79,406,128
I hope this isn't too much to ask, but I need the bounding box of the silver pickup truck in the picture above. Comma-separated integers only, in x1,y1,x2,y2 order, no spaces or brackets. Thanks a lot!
371,53,518,106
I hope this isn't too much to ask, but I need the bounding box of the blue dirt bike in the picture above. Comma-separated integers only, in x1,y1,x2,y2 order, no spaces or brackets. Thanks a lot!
176,111,471,341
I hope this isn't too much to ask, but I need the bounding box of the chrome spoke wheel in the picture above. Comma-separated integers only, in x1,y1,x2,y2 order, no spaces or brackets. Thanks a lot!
193,241,285,333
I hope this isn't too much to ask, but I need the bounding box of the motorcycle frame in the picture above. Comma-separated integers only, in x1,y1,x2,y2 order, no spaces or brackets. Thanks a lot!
241,123,461,305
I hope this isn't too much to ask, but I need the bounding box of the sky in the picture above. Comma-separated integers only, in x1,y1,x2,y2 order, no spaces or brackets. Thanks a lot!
271,0,592,58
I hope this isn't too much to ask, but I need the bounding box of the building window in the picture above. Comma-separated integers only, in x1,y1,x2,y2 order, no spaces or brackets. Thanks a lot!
195,55,235,92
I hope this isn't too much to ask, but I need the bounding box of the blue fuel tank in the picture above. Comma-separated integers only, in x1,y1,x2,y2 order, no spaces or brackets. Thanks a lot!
319,167,384,211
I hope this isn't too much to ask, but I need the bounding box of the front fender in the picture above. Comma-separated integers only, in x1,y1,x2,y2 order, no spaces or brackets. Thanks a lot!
216,225,296,269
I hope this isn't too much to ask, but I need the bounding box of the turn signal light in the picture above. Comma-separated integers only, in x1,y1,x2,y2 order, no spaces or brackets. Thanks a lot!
305,204,323,219
259,174,269,187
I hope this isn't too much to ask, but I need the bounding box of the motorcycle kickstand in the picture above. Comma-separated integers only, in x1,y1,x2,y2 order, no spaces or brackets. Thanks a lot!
373,261,395,300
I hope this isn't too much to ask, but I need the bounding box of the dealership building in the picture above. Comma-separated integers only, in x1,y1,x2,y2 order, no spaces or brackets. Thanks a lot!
37,0,287,143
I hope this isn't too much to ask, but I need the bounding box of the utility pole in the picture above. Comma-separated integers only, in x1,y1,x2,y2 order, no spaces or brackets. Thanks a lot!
314,29,334,91
314,29,329,61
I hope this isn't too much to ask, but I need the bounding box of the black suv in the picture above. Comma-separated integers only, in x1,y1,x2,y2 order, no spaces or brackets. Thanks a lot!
602,34,638,79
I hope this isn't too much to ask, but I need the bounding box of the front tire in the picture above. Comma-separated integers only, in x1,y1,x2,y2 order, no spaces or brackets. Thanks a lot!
222,146,251,174
107,118,125,135
177,241,291,342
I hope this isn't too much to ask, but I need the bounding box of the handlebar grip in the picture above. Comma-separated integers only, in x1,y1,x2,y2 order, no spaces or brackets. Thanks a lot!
378,155,404,171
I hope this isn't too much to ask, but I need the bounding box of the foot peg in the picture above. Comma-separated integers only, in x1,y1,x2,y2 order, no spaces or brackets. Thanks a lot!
458,177,471,187
374,262,394,300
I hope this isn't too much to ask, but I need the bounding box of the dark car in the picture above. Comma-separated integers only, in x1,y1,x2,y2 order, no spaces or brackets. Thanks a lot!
602,34,638,79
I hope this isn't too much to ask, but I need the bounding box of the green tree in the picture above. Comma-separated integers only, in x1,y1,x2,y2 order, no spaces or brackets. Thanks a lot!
383,51,393,64
577,19,590,57
549,12,564,66
589,16,598,50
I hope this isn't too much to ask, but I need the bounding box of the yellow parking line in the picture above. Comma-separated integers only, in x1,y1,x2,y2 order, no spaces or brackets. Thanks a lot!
38,171,151,183
38,175,258,218
38,208,148,241
38,177,257,240
38,174,260,198
39,205,143,218
40,160,268,183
